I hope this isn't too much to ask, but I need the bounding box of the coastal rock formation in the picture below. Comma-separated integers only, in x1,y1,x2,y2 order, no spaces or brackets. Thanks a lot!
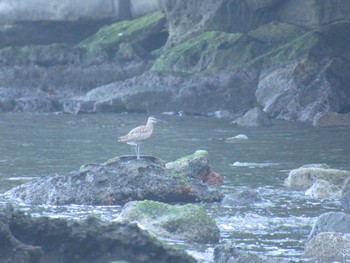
305,179,341,199
117,200,220,243
0,0,350,123
0,205,195,263
4,152,223,205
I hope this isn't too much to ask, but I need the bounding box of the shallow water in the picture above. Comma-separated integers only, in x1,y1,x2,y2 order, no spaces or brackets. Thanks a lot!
0,112,349,262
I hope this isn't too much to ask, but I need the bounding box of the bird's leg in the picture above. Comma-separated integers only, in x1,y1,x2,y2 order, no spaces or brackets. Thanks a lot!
136,145,140,159
135,145,139,159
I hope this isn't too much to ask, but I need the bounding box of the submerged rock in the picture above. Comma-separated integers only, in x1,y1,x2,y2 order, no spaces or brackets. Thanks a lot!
305,179,341,199
303,232,350,263
117,200,220,244
0,205,195,263
232,107,272,127
214,244,276,263
307,212,350,241
4,152,223,205
313,112,350,127
221,190,262,207
284,167,350,190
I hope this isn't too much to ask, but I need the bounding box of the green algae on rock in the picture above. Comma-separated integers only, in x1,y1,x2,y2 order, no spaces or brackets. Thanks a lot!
78,11,166,60
117,200,220,244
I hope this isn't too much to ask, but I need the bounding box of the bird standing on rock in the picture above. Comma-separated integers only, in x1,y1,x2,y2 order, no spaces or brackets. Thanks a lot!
118,116,160,159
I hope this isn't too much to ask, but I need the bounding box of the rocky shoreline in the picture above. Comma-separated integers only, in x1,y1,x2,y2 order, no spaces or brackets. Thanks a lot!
0,0,350,126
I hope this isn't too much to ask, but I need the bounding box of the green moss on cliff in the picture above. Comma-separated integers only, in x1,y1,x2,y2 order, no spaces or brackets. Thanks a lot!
248,22,306,45
78,12,165,58
152,31,267,73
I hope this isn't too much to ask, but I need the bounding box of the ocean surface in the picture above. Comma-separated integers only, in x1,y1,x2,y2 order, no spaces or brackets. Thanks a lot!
1,112,349,262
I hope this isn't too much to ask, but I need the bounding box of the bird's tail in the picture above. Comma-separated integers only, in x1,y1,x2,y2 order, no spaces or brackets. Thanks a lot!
117,135,127,142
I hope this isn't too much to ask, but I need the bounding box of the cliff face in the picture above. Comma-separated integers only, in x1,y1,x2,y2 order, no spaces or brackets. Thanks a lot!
0,0,349,123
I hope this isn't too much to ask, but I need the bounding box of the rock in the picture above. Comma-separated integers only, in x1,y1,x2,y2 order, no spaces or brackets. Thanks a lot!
232,107,272,127
307,212,350,241
0,12,166,93
221,190,262,207
165,150,223,185
0,204,195,263
214,244,275,263
0,87,62,113
225,134,249,143
279,0,350,29
117,200,220,244
161,0,282,48
305,179,342,199
85,69,258,115
0,0,161,47
284,167,350,190
4,153,223,205
300,163,330,169
303,232,350,263
340,177,350,209
256,21,350,122
313,112,350,127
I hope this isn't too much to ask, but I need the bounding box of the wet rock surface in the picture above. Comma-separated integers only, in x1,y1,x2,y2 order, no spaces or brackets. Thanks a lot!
303,232,350,263
284,167,350,190
0,204,195,263
117,200,220,244
4,152,223,205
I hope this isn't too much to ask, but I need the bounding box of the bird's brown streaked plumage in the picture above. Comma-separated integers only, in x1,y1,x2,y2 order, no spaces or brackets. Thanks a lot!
118,116,159,159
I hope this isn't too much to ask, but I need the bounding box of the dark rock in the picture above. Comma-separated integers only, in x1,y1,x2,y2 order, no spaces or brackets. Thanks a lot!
214,244,276,263
313,112,350,127
0,204,195,263
117,200,220,244
307,212,350,242
84,70,258,115
4,153,223,205
221,190,262,207
303,232,350,263
232,107,272,127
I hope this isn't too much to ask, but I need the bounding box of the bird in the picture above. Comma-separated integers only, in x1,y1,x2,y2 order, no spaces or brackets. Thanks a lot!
118,116,160,159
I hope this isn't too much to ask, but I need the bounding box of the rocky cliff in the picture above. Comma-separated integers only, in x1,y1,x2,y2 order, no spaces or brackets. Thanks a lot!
1,0,350,124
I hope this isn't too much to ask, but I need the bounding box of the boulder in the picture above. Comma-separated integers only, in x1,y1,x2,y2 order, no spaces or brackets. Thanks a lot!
284,167,350,190
83,70,258,115
165,150,223,185
214,244,276,263
4,153,223,205
0,205,195,263
256,21,350,122
305,179,341,199
307,212,350,241
313,112,350,127
232,107,272,127
117,200,220,244
303,232,350,263
221,190,262,207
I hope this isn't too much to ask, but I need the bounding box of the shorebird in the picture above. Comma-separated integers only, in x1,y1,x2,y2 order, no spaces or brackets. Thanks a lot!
118,116,159,159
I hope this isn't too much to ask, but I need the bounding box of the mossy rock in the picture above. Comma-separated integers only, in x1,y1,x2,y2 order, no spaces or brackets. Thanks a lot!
248,21,307,45
151,30,268,73
78,11,166,60
117,200,220,243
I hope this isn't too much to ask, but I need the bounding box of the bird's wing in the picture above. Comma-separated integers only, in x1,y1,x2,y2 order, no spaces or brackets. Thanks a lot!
119,125,152,142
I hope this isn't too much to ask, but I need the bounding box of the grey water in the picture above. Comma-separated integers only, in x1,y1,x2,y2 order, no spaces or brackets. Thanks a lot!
0,112,349,262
